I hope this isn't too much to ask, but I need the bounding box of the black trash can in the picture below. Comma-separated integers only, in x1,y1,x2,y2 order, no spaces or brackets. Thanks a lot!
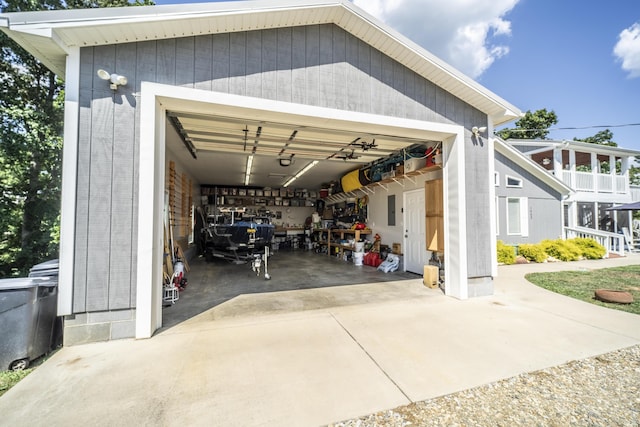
0,260,59,370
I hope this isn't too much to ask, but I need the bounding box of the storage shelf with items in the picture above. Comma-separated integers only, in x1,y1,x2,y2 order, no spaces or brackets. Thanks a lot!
201,185,318,215
313,228,371,259
323,163,442,206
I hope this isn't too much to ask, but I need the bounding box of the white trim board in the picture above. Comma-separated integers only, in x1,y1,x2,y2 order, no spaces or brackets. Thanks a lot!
136,83,470,338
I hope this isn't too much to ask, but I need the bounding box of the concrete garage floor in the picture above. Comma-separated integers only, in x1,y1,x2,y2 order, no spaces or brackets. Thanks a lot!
161,249,421,330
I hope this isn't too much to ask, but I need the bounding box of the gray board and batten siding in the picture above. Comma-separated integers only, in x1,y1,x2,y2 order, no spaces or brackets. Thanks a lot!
495,151,564,245
73,23,491,314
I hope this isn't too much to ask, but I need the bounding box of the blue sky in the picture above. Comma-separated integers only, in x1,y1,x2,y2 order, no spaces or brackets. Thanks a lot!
153,0,640,151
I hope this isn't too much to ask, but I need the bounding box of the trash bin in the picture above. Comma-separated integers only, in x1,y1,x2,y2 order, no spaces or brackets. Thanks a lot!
0,260,59,370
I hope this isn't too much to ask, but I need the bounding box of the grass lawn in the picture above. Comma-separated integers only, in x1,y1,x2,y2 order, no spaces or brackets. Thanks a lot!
526,265,640,315
0,368,33,398
0,349,57,398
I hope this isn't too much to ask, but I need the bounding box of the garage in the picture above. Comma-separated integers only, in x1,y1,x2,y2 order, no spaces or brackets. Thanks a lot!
144,85,464,335
0,0,520,344
158,89,456,329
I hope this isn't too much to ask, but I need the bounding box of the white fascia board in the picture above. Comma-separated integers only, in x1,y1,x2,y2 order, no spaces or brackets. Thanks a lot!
136,81,465,337
496,138,572,196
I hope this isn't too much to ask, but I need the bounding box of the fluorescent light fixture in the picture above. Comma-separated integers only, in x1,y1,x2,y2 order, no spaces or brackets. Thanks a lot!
244,155,253,186
284,160,318,187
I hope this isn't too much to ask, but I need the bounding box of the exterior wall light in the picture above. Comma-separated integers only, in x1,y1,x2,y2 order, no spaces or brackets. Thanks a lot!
97,69,128,90
471,126,487,137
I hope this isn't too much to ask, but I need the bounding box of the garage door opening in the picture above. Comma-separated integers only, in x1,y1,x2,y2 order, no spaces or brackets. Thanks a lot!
136,83,467,339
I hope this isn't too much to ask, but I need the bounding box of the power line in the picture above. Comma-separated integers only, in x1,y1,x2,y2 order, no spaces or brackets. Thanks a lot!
499,123,640,132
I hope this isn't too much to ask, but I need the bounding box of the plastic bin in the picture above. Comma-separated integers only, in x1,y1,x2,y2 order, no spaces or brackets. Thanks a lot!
0,260,59,370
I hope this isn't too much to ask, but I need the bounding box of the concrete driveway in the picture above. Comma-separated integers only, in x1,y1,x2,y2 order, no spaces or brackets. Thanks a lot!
1,256,639,426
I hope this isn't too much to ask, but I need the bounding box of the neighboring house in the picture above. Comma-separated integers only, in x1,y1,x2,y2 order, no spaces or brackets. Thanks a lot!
494,138,572,246
507,139,640,253
0,0,522,343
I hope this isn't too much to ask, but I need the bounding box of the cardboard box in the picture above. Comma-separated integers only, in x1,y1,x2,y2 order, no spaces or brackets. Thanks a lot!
392,243,402,254
423,265,439,288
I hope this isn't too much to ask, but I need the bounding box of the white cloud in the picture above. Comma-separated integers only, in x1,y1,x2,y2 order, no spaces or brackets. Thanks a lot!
614,22,640,78
352,0,520,78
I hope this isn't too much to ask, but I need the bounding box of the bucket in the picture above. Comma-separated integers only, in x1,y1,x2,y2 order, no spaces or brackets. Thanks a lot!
355,241,365,252
353,252,364,266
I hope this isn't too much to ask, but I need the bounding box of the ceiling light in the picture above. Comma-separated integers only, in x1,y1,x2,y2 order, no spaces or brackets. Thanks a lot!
284,160,318,187
97,69,128,91
279,158,291,167
244,155,253,186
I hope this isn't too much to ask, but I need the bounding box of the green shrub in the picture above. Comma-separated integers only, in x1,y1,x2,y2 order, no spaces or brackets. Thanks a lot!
518,243,547,263
497,240,516,264
540,239,581,262
569,237,606,259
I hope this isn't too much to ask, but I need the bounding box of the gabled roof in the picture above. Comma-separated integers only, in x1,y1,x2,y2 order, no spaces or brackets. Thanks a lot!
494,137,572,196
507,139,640,158
0,0,521,125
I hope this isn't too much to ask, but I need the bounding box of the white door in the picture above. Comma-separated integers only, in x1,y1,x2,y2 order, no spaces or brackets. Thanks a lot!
404,189,427,274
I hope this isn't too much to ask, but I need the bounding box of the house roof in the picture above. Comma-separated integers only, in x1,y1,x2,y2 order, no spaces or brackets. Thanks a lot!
494,137,573,196
0,0,521,126
507,139,640,158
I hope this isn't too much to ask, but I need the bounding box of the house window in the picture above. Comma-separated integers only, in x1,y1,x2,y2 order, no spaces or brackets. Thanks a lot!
506,175,523,188
494,172,500,186
507,197,529,236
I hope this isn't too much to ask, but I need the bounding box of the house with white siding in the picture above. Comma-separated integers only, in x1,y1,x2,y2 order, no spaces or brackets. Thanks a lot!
501,138,640,254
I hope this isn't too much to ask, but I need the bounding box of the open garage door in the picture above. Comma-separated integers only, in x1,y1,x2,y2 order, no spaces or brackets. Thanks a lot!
136,83,467,338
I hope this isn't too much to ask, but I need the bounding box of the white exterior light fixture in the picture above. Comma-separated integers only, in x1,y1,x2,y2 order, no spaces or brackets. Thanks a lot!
97,69,128,90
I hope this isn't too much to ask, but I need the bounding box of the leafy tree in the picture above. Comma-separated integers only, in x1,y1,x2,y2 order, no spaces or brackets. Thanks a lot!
497,108,558,140
573,129,617,147
0,0,153,277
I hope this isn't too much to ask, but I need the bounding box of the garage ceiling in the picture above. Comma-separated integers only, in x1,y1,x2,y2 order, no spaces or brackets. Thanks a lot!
166,111,436,190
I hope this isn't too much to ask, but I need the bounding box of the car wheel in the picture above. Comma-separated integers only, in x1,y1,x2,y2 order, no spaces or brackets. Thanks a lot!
9,358,29,371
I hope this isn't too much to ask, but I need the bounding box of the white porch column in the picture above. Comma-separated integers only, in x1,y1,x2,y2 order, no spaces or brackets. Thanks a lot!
621,157,630,193
569,149,576,188
553,148,563,177
591,152,598,192
609,155,616,192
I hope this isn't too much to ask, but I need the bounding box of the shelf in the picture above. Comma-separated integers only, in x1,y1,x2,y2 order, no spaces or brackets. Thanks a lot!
324,164,442,205
313,228,371,257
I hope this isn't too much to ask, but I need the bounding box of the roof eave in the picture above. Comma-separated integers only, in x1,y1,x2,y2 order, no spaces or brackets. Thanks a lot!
508,139,640,157
495,137,572,195
0,0,521,122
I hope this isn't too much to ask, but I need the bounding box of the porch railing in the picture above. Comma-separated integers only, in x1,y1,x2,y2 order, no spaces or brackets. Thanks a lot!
559,171,629,194
564,226,626,257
